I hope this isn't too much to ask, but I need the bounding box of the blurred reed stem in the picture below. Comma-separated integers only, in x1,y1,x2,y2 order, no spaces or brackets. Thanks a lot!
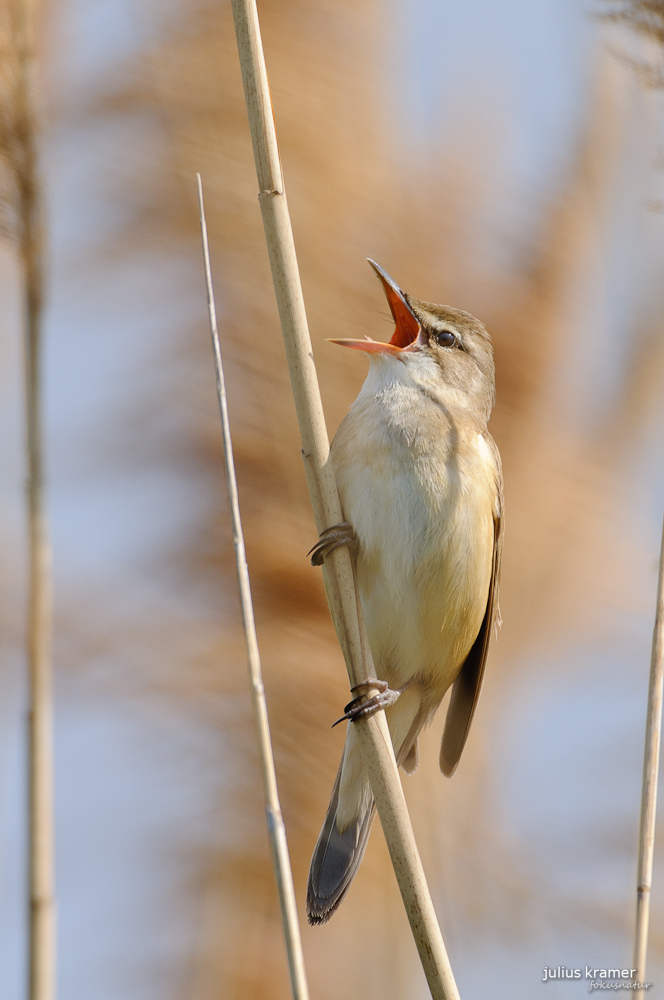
633,512,664,994
594,6,664,991
196,173,310,1000
229,2,460,996
6,1,56,999
15,4,55,1000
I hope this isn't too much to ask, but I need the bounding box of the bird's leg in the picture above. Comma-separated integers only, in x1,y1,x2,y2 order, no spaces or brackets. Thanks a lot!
331,679,402,728
308,521,358,567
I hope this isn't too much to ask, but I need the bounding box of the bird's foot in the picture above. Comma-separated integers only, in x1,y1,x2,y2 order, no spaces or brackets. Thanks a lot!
331,679,400,727
308,522,358,567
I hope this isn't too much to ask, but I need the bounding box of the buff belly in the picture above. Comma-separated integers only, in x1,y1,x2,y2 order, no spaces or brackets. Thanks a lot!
334,416,495,705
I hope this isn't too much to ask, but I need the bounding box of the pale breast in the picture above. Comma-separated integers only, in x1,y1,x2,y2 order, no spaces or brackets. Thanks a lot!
332,376,497,696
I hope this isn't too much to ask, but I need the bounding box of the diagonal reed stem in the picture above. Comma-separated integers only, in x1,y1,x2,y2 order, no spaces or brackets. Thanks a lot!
196,174,310,1000
633,511,664,995
229,3,460,997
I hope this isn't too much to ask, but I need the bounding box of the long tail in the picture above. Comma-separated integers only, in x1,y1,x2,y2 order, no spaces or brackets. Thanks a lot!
306,728,375,924
307,688,426,924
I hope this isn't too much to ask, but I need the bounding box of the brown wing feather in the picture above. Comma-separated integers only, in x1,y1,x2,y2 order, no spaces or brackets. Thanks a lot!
439,435,503,777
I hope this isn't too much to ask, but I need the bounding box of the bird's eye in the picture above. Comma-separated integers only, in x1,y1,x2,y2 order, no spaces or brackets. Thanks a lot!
433,329,456,348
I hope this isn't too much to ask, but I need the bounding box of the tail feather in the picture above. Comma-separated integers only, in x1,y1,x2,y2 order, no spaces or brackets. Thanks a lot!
306,761,375,924
307,687,429,923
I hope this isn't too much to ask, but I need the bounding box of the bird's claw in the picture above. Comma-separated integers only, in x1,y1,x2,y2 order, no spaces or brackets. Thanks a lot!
308,522,358,566
331,679,401,727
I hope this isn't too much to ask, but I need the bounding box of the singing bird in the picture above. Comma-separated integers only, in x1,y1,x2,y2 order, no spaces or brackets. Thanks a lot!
306,260,503,925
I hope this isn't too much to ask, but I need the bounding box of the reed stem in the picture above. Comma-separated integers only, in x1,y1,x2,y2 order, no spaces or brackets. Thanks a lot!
197,174,310,1000
633,511,664,995
229,3,460,996
11,1,55,998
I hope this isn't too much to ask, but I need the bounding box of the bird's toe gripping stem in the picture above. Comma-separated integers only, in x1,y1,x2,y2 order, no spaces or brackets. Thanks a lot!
308,521,358,567
331,679,400,728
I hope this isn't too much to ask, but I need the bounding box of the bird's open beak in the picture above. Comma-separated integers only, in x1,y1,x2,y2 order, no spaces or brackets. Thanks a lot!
327,259,423,355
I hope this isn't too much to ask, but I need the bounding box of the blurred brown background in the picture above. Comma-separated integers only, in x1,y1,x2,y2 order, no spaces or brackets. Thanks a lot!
2,0,664,997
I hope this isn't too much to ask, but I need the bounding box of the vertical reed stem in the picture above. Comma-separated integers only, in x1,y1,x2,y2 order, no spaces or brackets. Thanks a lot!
197,175,310,1000
10,1,55,997
633,512,664,995
229,3,460,996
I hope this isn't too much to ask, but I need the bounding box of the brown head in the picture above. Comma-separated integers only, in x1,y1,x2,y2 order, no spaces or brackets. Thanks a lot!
330,260,495,422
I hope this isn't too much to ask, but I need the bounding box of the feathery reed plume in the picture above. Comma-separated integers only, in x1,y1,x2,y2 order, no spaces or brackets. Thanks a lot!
0,2,54,1000
197,173,310,1000
602,2,664,85
229,4,459,995
602,2,664,45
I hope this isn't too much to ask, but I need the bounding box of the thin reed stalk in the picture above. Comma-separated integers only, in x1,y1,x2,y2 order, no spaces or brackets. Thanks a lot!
633,511,664,994
229,3,460,997
594,5,664,990
196,174,310,1000
7,1,55,999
